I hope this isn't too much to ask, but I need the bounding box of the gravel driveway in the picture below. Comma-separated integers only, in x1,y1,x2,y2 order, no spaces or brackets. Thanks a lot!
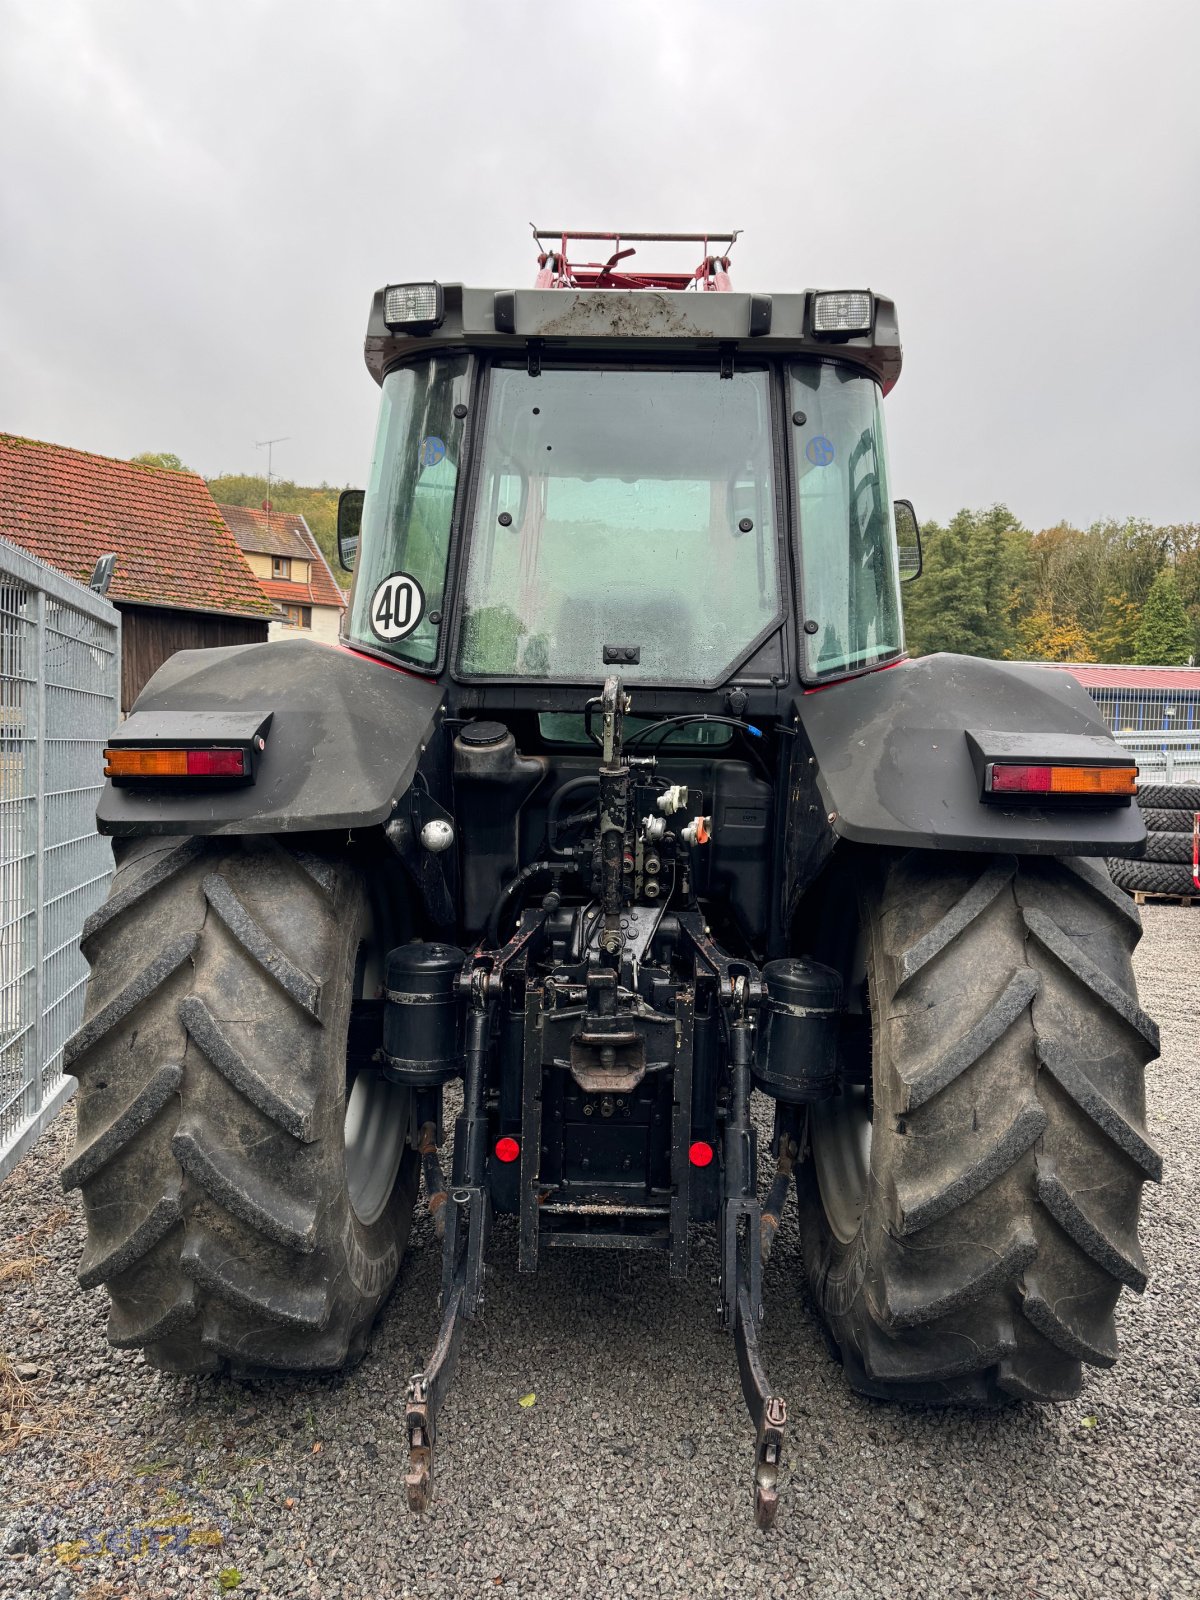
1,906,1196,1599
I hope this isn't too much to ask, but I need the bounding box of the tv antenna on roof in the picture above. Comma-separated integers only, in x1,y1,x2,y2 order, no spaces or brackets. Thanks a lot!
255,436,290,533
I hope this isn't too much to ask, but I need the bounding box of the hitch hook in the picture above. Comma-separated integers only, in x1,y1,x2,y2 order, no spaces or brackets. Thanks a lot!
734,1281,788,1531
404,1278,469,1514
404,1377,433,1513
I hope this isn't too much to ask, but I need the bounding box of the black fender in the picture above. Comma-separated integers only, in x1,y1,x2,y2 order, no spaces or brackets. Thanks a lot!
97,638,444,837
790,653,1145,872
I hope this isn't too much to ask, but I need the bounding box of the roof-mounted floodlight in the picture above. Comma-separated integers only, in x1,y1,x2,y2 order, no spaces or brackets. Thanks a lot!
812,291,873,336
383,282,445,333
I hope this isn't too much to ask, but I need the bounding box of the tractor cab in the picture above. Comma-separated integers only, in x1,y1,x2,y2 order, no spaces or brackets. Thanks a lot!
340,227,916,696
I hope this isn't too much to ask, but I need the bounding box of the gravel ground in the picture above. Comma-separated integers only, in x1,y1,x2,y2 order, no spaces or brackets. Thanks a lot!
1,906,1196,1599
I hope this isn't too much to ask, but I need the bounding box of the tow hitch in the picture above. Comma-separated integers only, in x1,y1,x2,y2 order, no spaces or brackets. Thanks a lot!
402,678,800,1527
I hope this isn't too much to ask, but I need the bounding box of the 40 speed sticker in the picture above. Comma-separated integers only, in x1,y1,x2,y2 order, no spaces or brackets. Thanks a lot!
369,572,425,641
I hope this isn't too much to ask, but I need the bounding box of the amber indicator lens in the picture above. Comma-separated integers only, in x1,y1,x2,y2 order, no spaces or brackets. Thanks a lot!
988,762,1137,797
104,747,246,778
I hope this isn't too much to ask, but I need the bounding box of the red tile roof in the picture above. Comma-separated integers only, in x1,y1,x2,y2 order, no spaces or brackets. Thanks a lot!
219,502,313,562
261,579,319,605
0,435,275,619
217,504,346,612
1036,663,1200,691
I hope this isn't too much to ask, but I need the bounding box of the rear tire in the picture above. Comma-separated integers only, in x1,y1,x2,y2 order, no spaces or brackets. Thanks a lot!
1141,807,1198,834
1137,783,1200,811
1138,832,1196,865
1110,858,1197,898
63,836,418,1373
796,852,1161,1403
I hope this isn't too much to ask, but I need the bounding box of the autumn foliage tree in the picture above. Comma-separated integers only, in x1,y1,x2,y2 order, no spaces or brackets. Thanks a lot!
904,511,1198,665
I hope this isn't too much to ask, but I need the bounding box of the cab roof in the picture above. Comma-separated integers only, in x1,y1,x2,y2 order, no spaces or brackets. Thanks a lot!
364,283,902,393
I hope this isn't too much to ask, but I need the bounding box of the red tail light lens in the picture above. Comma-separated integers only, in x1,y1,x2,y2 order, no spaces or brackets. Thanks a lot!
184,748,246,776
688,1140,714,1168
494,1136,520,1164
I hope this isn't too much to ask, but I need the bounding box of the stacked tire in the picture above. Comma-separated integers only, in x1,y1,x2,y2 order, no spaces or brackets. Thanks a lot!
1110,784,1200,898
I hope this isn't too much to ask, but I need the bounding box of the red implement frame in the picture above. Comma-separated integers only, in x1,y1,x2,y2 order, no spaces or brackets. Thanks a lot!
531,226,740,291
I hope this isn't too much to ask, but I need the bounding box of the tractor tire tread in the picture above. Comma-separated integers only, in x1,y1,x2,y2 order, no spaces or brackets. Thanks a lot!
1141,807,1200,834
797,851,1158,1404
1108,858,1198,897
65,835,417,1376
1136,784,1200,811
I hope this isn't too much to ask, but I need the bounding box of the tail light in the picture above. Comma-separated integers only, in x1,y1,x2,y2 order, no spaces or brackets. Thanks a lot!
104,747,246,779
986,763,1137,799
103,711,271,787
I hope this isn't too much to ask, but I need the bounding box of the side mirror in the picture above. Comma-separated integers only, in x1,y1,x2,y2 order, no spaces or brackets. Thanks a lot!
337,489,364,572
894,499,922,582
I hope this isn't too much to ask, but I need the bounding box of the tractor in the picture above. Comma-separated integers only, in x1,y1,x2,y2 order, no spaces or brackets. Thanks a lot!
65,230,1160,1528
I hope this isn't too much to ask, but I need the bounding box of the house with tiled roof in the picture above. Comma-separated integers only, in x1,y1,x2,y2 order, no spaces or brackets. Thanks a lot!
217,504,346,644
0,434,277,709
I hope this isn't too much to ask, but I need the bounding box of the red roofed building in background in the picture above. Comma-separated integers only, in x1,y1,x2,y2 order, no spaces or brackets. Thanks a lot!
217,503,347,644
1033,661,1200,735
0,434,277,710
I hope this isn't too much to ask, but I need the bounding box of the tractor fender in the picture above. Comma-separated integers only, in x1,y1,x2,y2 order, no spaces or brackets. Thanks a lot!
793,653,1147,857
96,638,444,837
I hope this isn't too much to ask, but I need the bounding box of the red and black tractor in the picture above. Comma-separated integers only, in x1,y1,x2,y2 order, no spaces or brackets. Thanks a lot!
66,230,1159,1528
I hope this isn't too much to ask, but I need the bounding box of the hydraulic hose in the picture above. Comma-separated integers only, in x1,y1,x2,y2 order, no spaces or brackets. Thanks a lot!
483,859,578,949
546,776,600,854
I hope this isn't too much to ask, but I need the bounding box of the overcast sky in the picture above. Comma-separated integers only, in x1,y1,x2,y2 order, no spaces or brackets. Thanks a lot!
1,0,1197,530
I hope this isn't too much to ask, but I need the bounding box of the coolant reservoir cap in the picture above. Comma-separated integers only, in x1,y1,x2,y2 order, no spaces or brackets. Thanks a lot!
457,719,509,747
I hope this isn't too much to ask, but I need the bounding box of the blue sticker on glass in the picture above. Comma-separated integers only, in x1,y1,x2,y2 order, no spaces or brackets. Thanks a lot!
420,436,446,468
806,435,835,467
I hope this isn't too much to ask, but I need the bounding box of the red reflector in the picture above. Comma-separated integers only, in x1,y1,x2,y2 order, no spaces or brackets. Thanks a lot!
990,764,1052,793
688,1140,714,1168
185,747,246,776
494,1136,520,1164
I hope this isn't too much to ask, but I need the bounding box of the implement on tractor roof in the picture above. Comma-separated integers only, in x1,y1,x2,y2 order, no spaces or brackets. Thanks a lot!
69,228,1160,1531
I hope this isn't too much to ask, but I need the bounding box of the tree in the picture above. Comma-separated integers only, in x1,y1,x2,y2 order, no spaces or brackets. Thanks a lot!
1016,605,1093,662
130,450,190,472
1016,519,1170,662
1133,568,1194,665
902,504,1026,659
1171,523,1200,662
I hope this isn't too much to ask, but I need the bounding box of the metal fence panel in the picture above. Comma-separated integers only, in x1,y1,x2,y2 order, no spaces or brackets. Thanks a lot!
1084,684,1200,787
0,536,119,1181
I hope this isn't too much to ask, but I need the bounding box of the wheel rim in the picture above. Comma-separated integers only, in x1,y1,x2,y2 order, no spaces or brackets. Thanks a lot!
344,1072,409,1226
343,911,409,1227
810,1084,872,1246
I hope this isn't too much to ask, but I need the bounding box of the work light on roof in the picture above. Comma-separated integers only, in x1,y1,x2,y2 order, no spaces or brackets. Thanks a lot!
812,291,873,335
384,281,444,332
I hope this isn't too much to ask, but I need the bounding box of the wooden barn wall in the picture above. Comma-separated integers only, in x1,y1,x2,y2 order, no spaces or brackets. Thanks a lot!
118,604,268,710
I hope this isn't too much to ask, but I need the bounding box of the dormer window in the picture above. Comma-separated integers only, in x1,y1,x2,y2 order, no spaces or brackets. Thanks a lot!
272,556,292,579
